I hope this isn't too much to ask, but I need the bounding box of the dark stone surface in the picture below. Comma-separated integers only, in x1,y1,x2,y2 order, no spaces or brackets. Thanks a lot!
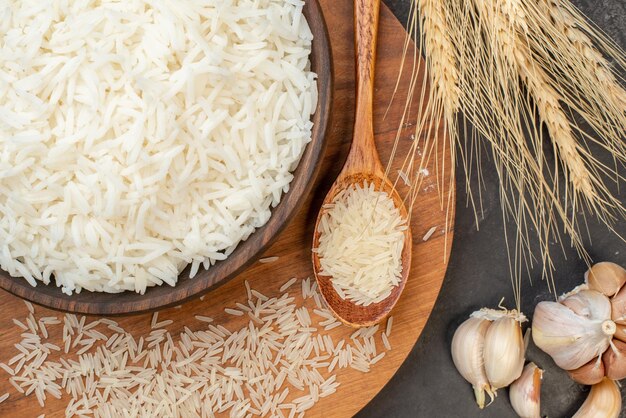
357,1,626,417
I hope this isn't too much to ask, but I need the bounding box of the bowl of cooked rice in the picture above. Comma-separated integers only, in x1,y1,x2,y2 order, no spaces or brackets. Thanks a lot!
0,0,332,314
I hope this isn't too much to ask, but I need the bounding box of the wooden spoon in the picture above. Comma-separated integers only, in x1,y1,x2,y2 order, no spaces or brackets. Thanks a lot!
311,0,412,328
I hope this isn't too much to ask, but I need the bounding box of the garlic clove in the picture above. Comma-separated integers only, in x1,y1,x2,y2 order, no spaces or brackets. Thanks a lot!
451,317,494,408
483,316,525,389
532,301,614,370
561,289,611,320
572,378,621,418
610,282,626,325
614,323,626,343
509,362,542,418
602,339,626,380
585,261,626,297
567,357,605,385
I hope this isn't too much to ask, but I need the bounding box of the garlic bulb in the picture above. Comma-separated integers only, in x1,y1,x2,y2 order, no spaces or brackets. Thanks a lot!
451,308,526,408
532,292,615,370
572,378,621,418
533,261,626,384
585,261,626,297
451,317,493,408
509,363,542,418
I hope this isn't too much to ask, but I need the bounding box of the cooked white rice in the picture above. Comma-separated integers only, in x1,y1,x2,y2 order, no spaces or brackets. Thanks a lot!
316,182,407,306
0,0,317,294
0,277,393,416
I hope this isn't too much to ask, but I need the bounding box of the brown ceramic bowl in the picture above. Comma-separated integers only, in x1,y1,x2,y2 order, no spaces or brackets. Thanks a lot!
0,0,333,315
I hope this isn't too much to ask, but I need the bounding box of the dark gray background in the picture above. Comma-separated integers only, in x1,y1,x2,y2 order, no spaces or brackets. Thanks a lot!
357,1,626,417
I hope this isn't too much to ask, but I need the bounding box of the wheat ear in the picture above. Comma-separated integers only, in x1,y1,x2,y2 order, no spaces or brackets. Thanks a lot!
531,0,626,156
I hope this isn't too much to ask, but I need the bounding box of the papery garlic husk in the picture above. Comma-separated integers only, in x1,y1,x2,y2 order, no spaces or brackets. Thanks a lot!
602,338,626,380
572,378,621,418
451,317,494,408
509,363,542,418
585,261,626,297
567,357,605,385
611,282,626,325
482,316,525,389
559,283,589,300
561,289,611,320
532,292,616,370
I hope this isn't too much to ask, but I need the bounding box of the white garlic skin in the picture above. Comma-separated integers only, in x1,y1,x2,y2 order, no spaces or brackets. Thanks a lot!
451,317,493,409
561,289,611,321
532,296,615,370
572,378,621,418
509,363,542,418
483,316,525,389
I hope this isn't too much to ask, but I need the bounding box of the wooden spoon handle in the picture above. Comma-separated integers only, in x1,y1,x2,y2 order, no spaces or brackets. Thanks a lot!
345,0,382,176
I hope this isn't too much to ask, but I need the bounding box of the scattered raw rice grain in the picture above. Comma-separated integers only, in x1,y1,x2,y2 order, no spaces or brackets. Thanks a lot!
12,319,27,331
245,280,252,300
224,308,243,317
0,276,394,416
24,301,34,314
398,170,411,186
371,352,385,364
251,290,269,302
235,303,252,312
153,320,174,329
280,278,298,292
0,363,13,376
106,324,124,334
386,316,394,336
382,333,392,351
194,316,214,324
422,226,438,242
324,322,342,331
259,257,280,264
0,393,8,404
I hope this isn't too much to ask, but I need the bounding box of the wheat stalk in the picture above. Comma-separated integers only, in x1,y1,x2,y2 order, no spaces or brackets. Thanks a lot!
387,0,460,256
392,0,626,306
492,0,609,206
539,0,626,109
417,0,460,116
530,0,626,157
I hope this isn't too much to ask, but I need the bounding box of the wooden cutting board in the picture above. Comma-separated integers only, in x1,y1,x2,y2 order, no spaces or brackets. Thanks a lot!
0,2,453,417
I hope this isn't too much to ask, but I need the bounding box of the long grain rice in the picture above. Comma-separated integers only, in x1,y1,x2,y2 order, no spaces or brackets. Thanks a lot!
0,275,394,417
316,183,406,306
0,0,317,295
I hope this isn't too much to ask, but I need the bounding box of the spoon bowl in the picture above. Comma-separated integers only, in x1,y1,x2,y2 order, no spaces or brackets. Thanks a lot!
312,172,412,327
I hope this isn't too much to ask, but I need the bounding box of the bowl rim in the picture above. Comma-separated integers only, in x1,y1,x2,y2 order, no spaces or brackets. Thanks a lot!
0,0,334,315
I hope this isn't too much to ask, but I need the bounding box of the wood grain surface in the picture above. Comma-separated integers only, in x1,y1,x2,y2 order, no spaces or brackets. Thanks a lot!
0,1,454,417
